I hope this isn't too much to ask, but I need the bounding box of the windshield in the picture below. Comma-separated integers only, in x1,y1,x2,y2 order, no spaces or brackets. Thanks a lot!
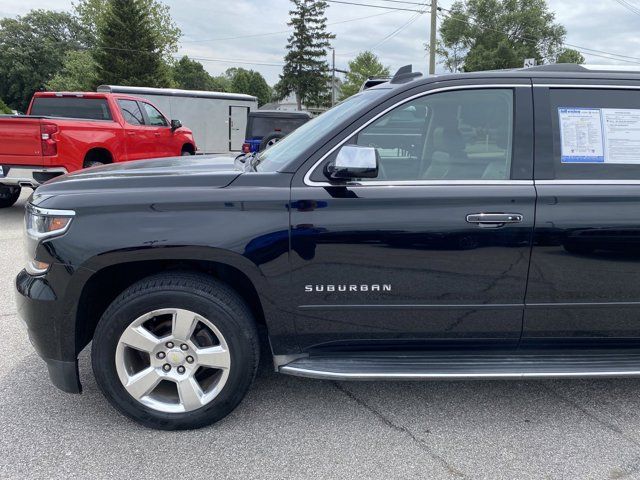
254,89,386,172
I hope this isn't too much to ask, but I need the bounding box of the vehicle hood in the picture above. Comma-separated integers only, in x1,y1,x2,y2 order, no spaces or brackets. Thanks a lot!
39,155,243,193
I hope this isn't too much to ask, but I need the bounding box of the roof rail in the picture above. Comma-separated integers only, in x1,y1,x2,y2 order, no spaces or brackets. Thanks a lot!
390,65,422,84
523,63,640,74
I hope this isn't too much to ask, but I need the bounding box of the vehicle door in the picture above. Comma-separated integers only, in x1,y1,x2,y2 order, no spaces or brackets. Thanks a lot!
229,106,249,151
525,82,640,344
140,101,175,157
117,99,155,161
289,82,536,351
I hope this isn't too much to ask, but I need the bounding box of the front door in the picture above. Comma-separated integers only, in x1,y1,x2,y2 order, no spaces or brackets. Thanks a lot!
525,84,640,344
117,99,155,161
289,85,536,351
229,106,249,151
140,101,174,157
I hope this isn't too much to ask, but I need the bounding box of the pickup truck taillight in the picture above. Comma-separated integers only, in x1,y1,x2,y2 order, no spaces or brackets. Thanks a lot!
242,143,251,154
40,123,59,156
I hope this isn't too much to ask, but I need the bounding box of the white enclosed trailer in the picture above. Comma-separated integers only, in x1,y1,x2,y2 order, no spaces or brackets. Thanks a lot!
97,85,258,154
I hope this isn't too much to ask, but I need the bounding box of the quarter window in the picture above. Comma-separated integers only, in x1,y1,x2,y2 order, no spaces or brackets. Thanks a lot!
549,88,640,180
141,102,168,127
118,100,144,126
352,89,514,181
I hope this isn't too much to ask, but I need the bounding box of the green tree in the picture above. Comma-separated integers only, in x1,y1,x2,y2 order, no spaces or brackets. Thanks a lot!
556,48,584,64
93,0,172,87
46,50,98,91
73,0,180,59
0,98,12,114
0,10,90,111
340,51,389,100
172,56,215,90
439,0,566,71
226,68,272,106
277,0,335,109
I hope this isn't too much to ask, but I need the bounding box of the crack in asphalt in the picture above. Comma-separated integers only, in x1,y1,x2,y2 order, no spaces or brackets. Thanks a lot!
333,381,468,479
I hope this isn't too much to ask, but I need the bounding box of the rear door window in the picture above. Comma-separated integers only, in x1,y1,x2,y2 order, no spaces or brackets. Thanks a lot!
117,99,144,126
547,88,640,179
30,97,112,120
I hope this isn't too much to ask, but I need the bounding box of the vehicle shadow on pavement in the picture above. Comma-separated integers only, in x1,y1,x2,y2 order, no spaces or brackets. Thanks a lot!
5,336,640,479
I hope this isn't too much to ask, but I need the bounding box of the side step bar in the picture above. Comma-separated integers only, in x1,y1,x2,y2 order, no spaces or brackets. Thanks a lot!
279,353,640,380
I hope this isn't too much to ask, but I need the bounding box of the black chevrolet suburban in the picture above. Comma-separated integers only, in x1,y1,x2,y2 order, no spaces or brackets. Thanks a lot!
16,64,640,430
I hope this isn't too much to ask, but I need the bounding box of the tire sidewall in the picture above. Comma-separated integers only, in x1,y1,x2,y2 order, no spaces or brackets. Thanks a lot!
92,285,258,429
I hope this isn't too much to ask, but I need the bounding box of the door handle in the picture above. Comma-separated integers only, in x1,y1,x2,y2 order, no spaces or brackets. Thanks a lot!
127,131,136,136
466,213,523,225
154,132,161,137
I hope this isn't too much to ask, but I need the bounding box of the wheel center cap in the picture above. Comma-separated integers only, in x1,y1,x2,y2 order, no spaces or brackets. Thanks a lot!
167,350,185,366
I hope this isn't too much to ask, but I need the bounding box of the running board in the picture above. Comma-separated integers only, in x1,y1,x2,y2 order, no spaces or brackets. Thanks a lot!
279,353,640,380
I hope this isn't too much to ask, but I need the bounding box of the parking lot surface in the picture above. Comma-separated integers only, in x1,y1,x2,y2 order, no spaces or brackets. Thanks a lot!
3,191,640,480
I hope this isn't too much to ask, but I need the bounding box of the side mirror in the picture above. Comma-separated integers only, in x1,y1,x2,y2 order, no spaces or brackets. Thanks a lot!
171,119,182,130
325,145,379,181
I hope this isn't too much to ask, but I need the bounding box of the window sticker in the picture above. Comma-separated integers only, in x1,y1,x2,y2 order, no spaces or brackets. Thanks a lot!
601,109,640,164
558,108,604,163
559,107,640,164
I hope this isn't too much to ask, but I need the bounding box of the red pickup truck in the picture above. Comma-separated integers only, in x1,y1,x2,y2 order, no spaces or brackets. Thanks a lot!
0,91,196,207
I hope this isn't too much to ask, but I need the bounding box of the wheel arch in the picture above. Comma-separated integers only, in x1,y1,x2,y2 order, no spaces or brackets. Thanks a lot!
83,147,114,167
75,253,267,357
181,143,195,155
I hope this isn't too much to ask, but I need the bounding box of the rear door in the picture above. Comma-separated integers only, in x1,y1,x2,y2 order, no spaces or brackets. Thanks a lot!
289,82,536,351
229,106,249,151
526,82,640,344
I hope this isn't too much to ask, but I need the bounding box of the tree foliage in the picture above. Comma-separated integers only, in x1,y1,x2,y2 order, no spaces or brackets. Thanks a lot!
73,0,180,59
340,51,389,100
226,68,272,106
0,98,12,114
46,50,98,91
556,48,584,64
0,10,90,111
172,56,224,91
277,0,334,109
439,0,566,71
93,0,172,87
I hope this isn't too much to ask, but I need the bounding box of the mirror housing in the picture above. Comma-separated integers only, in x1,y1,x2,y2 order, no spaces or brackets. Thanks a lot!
170,119,182,130
325,145,379,180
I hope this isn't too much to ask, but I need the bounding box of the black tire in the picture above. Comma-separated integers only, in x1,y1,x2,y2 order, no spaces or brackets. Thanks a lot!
0,186,21,208
83,160,104,168
91,272,260,430
259,134,283,151
181,150,192,156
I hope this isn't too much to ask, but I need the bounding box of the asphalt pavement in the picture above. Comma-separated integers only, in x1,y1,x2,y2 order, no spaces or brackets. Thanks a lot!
2,190,640,480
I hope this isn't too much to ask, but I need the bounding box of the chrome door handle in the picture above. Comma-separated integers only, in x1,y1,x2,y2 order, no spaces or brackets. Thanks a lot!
466,213,523,224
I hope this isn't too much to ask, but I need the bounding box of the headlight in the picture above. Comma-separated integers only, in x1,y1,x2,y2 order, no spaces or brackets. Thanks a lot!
24,204,75,275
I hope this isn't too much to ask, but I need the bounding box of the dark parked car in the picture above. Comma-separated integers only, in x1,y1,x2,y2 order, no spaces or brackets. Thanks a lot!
241,110,312,153
17,64,640,430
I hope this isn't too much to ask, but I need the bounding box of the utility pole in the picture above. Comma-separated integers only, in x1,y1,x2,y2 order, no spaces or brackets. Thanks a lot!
429,0,437,75
331,48,336,107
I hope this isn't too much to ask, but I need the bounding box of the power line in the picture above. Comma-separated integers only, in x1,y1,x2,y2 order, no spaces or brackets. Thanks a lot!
612,0,640,16
336,9,425,56
180,10,399,44
325,0,428,13
375,0,431,5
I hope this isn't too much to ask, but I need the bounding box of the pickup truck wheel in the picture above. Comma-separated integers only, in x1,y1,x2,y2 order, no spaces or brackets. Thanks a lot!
181,150,192,156
84,160,104,168
0,186,21,208
91,272,259,430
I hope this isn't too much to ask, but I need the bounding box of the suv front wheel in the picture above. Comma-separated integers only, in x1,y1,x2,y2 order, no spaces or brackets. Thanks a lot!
91,272,259,430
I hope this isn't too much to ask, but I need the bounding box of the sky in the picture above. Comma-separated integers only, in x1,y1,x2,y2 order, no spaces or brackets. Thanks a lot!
1,0,640,85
